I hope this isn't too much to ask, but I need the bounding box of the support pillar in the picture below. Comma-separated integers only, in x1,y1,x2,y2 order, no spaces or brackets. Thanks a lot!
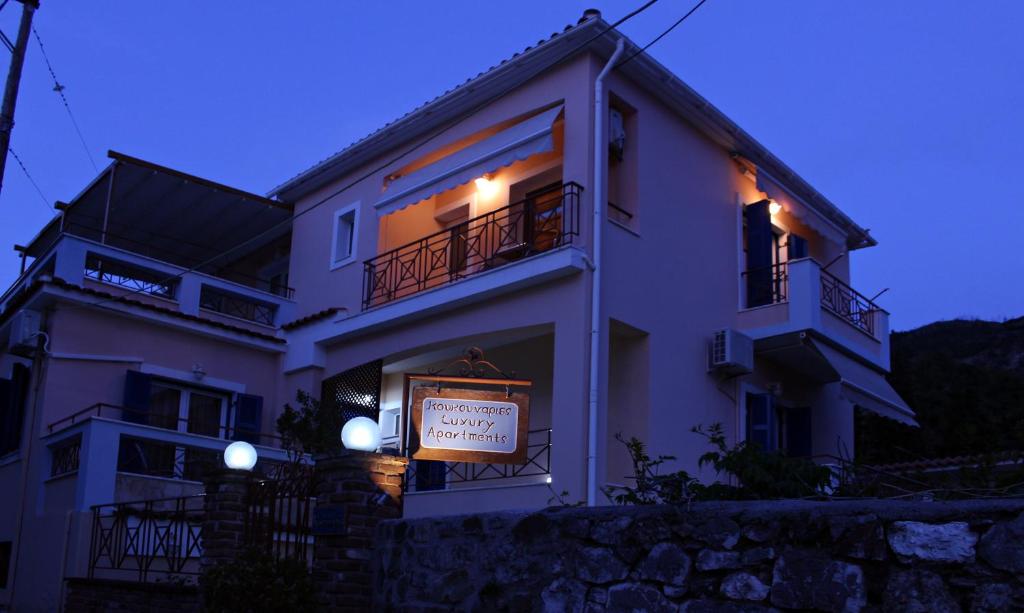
200,469,250,572
311,450,408,612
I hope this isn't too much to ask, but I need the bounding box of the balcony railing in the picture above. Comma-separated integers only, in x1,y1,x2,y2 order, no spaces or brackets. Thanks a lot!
363,182,582,310
200,285,277,325
88,494,205,582
820,270,878,336
743,262,788,308
47,403,283,447
85,253,178,299
405,428,551,492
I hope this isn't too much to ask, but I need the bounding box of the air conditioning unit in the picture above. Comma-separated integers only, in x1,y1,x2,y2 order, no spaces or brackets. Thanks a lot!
8,309,41,355
708,328,753,375
609,108,626,161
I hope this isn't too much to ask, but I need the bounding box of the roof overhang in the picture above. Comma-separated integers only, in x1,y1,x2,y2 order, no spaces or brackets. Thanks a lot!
269,16,875,249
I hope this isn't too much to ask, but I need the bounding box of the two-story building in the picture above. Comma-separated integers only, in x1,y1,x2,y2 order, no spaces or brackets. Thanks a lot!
273,9,914,517
0,9,913,610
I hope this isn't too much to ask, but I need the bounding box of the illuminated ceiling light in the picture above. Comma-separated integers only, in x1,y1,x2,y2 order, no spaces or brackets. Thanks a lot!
223,441,258,471
341,416,382,452
769,200,782,215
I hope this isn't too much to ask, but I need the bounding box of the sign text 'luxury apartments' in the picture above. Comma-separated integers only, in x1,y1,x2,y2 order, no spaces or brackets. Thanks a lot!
410,385,529,464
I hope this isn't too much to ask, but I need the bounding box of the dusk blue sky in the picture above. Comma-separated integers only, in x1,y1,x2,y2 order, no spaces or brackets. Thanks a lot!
1,1,1021,330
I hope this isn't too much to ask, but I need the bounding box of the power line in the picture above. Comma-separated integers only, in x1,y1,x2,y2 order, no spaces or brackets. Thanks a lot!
618,0,710,68
31,26,99,173
61,1,664,312
7,146,52,214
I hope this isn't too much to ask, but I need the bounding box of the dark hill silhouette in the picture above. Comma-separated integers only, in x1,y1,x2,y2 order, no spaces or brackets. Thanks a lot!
855,316,1024,465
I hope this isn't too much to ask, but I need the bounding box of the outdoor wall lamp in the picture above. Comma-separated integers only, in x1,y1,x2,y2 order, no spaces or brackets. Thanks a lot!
341,416,382,452
223,441,258,470
474,174,498,198
769,199,782,215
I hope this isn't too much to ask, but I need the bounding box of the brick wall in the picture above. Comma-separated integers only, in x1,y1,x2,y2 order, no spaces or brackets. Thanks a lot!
373,498,1024,611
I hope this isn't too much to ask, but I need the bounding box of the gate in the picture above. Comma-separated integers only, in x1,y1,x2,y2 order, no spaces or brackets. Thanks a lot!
244,461,317,563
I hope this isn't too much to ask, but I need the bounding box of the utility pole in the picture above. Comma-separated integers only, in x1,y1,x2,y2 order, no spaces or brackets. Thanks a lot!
0,0,40,197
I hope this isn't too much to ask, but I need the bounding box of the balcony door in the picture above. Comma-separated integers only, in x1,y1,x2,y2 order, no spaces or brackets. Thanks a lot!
118,380,228,479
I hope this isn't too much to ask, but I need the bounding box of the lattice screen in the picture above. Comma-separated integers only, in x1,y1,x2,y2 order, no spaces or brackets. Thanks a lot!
320,359,383,423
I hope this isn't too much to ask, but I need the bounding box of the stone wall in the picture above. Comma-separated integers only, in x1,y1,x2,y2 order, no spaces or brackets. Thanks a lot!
64,578,200,612
373,498,1024,611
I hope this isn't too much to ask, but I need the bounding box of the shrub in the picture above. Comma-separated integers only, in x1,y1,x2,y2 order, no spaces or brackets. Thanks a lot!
200,547,315,613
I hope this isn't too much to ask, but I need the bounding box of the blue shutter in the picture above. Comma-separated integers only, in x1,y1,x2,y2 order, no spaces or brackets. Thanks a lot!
745,200,774,307
785,407,813,457
122,371,151,424
234,394,263,444
788,234,808,260
746,393,777,452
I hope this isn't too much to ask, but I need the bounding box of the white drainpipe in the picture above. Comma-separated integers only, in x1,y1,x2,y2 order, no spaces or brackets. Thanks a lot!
587,37,625,507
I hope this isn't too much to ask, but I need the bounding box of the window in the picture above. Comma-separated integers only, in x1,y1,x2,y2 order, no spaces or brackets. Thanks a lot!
0,364,30,456
744,392,813,457
331,203,360,268
118,373,232,480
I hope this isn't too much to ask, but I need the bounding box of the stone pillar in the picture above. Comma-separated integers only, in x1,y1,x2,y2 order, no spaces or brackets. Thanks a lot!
312,450,409,612
200,469,250,572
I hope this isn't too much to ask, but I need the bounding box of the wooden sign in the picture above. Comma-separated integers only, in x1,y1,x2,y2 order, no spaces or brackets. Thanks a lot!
409,385,530,464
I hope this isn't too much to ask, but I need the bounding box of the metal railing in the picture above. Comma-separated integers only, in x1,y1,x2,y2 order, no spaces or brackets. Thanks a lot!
199,285,277,325
245,463,317,565
85,253,178,299
743,261,788,308
50,437,81,477
88,494,206,582
363,182,582,310
47,403,283,447
405,428,552,492
820,270,877,336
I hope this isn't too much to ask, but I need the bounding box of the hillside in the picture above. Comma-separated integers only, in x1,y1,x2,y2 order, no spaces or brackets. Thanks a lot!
855,316,1024,465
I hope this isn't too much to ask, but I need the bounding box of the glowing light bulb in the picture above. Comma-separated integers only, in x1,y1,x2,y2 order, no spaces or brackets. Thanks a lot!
474,175,498,198
769,200,782,215
341,416,382,452
223,441,258,471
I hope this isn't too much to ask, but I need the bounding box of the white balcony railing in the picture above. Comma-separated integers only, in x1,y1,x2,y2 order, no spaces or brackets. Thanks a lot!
737,258,891,369
3,234,295,328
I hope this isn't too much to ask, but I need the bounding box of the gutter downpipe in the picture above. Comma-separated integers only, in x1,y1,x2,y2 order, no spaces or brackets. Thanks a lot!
587,37,625,507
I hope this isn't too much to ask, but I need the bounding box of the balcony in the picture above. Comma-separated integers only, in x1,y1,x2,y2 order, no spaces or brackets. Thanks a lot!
44,403,292,511
362,182,581,310
3,234,296,332
737,258,890,369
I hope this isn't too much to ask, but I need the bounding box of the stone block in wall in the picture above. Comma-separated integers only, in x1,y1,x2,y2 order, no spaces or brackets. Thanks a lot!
887,521,978,563
770,548,866,612
978,512,1024,573
883,569,959,613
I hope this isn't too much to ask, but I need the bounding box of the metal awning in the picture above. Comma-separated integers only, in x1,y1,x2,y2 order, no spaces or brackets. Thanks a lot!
755,168,847,246
25,151,292,270
813,341,918,426
755,332,917,426
375,105,563,217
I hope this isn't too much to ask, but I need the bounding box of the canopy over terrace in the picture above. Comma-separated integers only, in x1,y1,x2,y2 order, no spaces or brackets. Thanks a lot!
22,151,293,278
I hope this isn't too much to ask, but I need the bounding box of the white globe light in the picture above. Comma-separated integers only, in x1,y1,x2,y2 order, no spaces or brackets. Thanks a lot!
341,416,382,452
223,441,258,471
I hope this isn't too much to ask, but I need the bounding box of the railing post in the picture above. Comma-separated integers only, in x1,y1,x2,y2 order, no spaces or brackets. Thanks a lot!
178,276,203,316
311,450,408,612
200,469,251,573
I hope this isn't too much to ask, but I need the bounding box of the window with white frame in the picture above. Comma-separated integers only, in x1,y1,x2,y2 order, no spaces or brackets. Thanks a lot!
331,203,360,268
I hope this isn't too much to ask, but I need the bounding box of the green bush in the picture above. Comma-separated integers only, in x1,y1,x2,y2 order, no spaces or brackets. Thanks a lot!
604,423,835,505
200,547,315,613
